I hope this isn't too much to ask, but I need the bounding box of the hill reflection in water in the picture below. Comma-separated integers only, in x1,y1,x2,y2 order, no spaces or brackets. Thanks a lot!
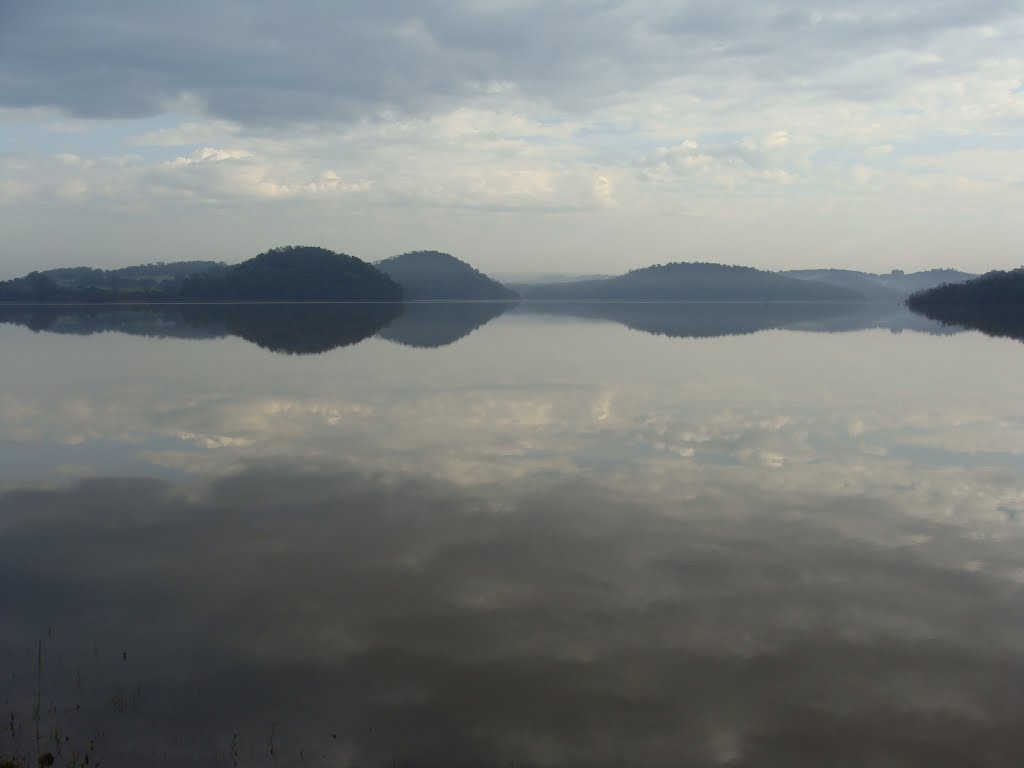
0,300,961,354
516,300,955,338
2,302,1024,767
378,301,517,348
0,302,518,354
906,303,1024,343
180,303,403,354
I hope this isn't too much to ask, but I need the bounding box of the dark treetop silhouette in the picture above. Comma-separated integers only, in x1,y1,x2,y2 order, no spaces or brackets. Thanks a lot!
906,267,1024,342
0,246,401,303
179,246,401,301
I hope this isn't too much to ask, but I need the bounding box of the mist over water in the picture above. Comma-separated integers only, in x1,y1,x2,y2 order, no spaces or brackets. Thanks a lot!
2,304,1023,766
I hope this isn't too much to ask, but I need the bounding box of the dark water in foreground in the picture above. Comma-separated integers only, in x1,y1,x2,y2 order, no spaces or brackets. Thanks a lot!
1,303,1023,767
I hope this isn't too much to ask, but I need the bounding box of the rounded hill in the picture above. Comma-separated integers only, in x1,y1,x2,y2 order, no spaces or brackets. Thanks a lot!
180,246,402,301
524,262,863,301
375,251,518,300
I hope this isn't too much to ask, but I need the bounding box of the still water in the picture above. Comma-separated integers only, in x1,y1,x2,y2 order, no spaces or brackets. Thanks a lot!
1,302,1023,767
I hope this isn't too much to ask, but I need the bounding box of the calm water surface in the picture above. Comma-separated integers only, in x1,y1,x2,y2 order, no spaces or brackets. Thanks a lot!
1,303,1023,767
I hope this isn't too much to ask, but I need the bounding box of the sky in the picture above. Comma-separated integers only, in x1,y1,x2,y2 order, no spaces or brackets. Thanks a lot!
1,0,1022,278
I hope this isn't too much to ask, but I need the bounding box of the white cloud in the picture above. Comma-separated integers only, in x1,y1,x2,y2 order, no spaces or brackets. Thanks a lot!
137,119,242,146
0,1,1022,273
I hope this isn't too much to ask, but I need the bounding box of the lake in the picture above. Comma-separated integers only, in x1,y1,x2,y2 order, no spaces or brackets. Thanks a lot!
1,302,1023,767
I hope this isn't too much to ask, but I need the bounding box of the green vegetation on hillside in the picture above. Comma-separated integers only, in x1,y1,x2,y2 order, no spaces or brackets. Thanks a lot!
0,272,65,301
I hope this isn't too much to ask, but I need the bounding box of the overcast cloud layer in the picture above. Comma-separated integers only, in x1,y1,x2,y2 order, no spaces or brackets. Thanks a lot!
1,0,1023,275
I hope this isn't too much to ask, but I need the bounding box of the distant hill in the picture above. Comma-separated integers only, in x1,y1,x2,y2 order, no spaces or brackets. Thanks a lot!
879,268,976,295
0,261,227,301
42,261,227,292
180,246,401,301
781,269,903,300
499,272,614,294
781,268,976,299
376,251,518,300
522,262,862,302
0,247,401,303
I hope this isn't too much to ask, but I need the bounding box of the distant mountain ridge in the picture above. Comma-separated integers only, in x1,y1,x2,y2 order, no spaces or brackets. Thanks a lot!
782,267,976,299
0,249,986,305
376,250,518,300
522,262,862,302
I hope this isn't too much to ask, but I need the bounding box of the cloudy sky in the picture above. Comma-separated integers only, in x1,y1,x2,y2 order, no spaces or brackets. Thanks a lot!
1,0,1022,277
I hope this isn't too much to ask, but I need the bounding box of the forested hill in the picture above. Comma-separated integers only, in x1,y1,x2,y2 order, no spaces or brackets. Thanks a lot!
907,268,1024,307
42,261,226,291
376,251,518,300
0,247,401,302
906,268,1024,343
179,246,401,301
522,262,863,301
0,261,226,301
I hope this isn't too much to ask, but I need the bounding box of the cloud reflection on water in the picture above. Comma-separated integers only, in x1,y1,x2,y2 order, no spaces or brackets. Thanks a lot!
2,461,1024,767
1,309,1023,765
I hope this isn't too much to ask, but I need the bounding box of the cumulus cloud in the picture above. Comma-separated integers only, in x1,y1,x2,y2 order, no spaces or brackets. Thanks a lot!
0,1,1022,273
146,146,372,201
